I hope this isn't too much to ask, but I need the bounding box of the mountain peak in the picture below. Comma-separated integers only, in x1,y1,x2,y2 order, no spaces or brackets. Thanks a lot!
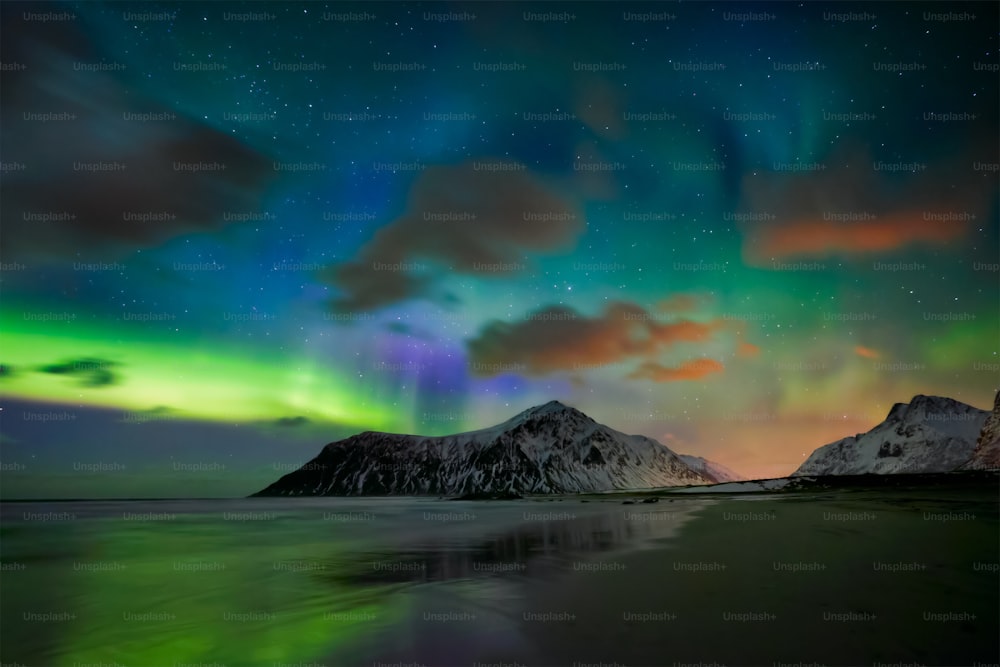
886,394,976,422
493,400,588,430
531,399,572,413
909,394,953,407
516,400,592,421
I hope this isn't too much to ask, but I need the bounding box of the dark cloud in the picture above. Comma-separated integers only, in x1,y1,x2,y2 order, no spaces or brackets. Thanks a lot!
39,357,120,387
275,416,310,428
467,301,726,380
0,10,273,263
320,160,583,313
574,77,626,141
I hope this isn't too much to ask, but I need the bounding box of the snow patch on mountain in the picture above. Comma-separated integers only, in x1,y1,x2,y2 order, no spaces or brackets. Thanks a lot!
678,455,745,483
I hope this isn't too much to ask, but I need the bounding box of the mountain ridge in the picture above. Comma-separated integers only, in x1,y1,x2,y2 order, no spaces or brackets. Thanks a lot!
793,394,989,476
255,401,713,496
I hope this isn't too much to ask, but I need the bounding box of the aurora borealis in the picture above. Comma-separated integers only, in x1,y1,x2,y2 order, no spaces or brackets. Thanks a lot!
1,1,997,497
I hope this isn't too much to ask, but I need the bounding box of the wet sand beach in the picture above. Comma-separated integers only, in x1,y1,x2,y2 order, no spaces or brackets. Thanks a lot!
1,478,996,667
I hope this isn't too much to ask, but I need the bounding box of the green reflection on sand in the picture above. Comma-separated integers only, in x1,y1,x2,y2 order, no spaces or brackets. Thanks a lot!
3,516,401,666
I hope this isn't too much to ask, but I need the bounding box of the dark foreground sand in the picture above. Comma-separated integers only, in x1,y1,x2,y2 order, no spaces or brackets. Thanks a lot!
363,481,999,667
524,492,997,666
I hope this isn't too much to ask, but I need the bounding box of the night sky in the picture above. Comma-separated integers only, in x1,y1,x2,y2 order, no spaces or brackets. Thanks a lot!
1,1,997,498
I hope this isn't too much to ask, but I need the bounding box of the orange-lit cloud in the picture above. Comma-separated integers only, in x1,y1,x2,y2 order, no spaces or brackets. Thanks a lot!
467,301,725,378
854,345,880,359
627,358,725,382
656,293,711,313
737,143,996,265
745,212,965,262
738,341,761,358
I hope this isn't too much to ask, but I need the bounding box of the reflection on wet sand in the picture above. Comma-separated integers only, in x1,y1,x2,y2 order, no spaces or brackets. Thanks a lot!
325,500,708,667
330,500,706,586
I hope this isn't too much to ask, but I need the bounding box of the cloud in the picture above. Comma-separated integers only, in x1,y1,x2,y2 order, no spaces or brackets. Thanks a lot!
275,416,310,428
854,345,880,359
656,293,711,314
737,144,996,265
574,77,626,141
627,358,725,382
39,358,120,387
737,341,761,358
569,139,623,201
320,160,583,312
746,213,965,262
0,16,272,262
467,301,726,379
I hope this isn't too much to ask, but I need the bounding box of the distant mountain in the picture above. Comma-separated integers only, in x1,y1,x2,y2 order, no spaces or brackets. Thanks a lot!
254,401,712,496
962,391,1000,470
793,395,988,476
678,455,745,483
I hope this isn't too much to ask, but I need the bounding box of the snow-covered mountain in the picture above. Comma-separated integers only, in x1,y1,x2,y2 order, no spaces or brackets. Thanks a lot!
254,401,712,496
962,391,1000,470
793,395,989,476
678,455,745,483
